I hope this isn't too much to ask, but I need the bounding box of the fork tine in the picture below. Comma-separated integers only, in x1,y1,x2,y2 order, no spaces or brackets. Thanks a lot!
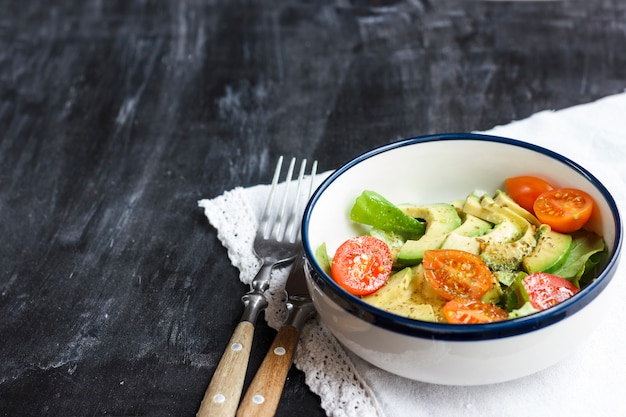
271,157,297,241
282,159,307,242
261,156,315,244
284,159,317,243
259,156,285,240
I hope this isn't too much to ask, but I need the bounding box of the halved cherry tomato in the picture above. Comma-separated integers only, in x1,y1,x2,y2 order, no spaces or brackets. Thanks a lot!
422,249,493,300
442,298,509,324
505,175,555,213
331,235,393,296
533,188,594,233
522,272,580,310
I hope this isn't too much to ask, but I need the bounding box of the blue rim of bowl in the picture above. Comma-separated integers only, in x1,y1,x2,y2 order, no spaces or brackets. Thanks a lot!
302,133,623,341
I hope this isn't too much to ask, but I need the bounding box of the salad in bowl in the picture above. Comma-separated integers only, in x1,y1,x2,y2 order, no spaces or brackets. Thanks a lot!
315,179,606,324
301,133,621,384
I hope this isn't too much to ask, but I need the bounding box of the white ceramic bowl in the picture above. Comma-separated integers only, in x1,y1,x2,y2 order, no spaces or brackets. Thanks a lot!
302,133,622,385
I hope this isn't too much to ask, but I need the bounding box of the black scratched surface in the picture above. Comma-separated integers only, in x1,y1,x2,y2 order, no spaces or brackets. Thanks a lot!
0,1,625,416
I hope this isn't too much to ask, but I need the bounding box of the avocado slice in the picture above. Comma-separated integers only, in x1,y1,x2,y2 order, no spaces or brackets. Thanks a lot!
462,194,525,232
395,203,462,265
523,225,572,273
481,273,504,304
478,219,525,245
463,194,527,244
480,224,537,271
462,193,538,271
479,194,531,233
493,189,541,227
360,267,415,307
440,213,492,254
453,214,493,237
360,267,439,322
440,232,481,255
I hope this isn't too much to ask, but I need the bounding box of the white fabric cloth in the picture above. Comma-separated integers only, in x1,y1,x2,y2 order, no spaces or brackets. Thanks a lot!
199,91,626,417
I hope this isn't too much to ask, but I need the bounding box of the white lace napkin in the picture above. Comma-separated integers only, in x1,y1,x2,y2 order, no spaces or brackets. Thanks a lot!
199,91,626,417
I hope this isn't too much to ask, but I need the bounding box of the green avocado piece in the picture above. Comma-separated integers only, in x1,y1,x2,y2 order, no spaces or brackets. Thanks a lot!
441,232,481,255
463,194,538,271
463,194,526,245
453,214,493,237
522,225,572,273
480,224,537,271
440,214,493,254
478,194,530,234
478,219,525,245
493,189,541,227
464,193,531,232
396,203,462,265
481,273,504,304
462,194,504,225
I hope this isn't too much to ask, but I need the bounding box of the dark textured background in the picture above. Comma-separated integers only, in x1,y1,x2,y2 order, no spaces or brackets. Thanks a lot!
1,1,625,415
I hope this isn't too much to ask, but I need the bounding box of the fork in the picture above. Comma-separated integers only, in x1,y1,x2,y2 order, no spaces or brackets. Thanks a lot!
196,156,317,417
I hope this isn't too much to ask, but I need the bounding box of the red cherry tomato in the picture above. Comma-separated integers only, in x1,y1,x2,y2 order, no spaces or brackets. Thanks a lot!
505,176,555,213
533,188,594,233
522,272,580,310
331,236,393,296
422,249,493,301
442,298,509,324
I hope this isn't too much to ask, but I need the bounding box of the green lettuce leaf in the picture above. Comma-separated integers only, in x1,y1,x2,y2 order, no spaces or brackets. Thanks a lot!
549,230,606,287
314,242,332,275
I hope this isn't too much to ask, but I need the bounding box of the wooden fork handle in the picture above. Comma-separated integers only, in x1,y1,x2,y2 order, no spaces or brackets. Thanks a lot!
236,325,299,417
196,321,254,417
